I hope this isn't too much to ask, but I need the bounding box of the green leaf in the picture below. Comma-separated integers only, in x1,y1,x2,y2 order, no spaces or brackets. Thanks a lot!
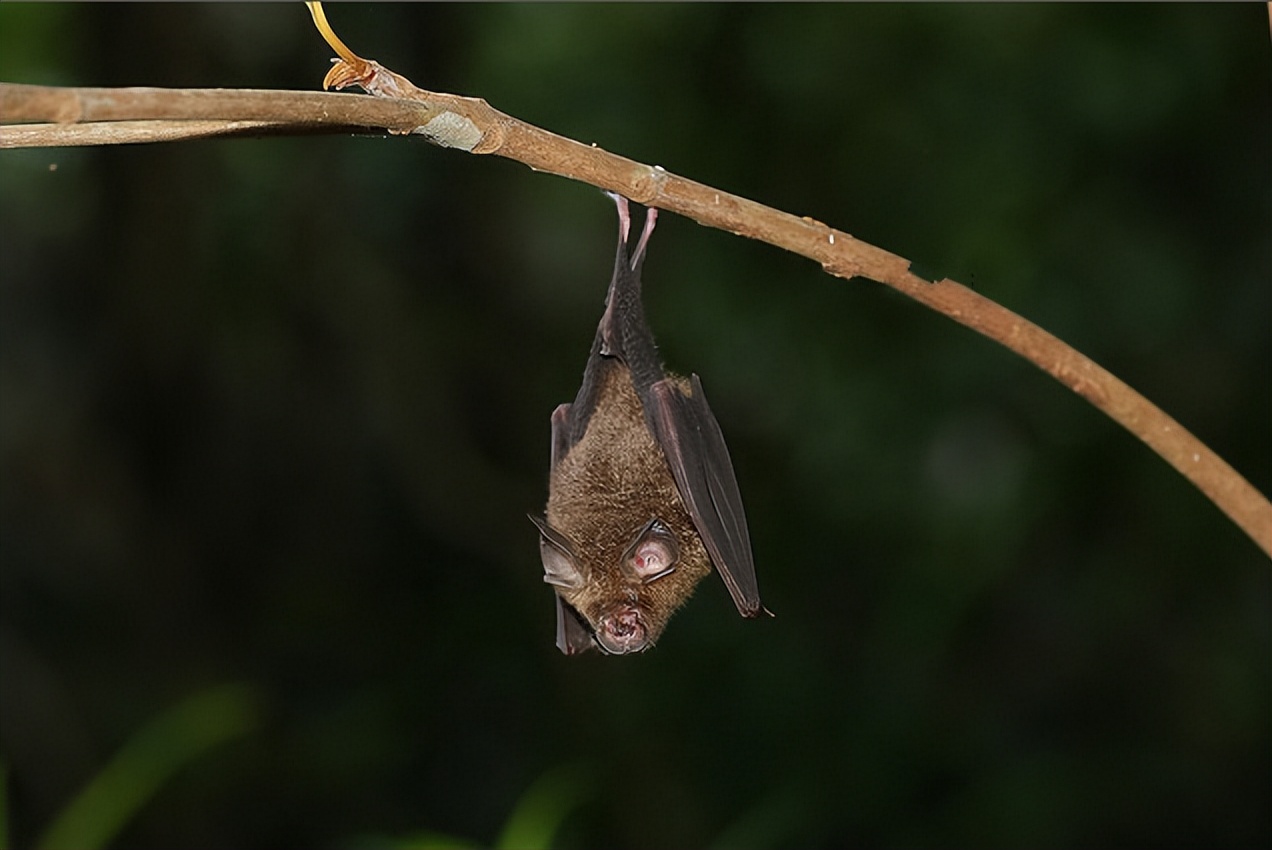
495,764,591,850
37,683,261,850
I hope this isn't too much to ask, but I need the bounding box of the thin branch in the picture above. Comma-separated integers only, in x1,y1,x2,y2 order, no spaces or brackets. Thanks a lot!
1,78,1269,559
2,118,301,147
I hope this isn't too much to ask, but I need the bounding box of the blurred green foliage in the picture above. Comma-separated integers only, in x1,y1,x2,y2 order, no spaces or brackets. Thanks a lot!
1,4,1268,848
36,684,259,850
348,762,589,850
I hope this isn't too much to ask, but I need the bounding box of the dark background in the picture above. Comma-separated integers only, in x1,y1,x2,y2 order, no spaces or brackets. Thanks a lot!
2,4,1269,848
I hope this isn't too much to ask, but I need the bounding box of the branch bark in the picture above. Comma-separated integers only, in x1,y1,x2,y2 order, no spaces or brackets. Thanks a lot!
2,79,1269,559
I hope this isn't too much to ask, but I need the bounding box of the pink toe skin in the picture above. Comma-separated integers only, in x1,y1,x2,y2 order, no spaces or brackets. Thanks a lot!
606,191,631,244
631,206,657,268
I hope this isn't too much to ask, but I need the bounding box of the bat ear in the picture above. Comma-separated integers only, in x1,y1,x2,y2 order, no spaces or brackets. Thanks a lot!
539,540,583,589
528,514,584,589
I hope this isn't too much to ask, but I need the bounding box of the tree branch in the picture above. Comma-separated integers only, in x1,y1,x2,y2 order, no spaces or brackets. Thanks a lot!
2,78,1268,559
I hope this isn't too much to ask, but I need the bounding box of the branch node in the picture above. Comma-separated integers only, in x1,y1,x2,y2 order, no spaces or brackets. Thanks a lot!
413,110,484,151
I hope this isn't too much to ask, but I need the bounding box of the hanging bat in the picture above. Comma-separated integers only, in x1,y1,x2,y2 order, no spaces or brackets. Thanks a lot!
531,193,763,655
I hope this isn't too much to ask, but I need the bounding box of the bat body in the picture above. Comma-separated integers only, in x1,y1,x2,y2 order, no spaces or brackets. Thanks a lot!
532,195,762,655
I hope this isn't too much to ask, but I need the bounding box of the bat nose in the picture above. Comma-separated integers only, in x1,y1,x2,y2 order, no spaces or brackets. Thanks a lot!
596,607,648,654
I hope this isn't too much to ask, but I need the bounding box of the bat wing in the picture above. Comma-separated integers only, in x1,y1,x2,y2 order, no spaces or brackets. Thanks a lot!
549,403,573,471
555,595,595,655
547,403,597,653
648,374,761,617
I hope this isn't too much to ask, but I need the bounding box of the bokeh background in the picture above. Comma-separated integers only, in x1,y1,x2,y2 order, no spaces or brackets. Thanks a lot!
2,4,1269,848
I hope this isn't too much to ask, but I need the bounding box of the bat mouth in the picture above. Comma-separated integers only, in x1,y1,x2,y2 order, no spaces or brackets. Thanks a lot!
595,606,649,655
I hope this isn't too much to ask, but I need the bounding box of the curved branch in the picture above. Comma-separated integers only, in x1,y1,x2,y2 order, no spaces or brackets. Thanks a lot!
1,80,1268,558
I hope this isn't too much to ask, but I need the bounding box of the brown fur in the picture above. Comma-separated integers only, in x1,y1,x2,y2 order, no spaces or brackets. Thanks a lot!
546,364,712,646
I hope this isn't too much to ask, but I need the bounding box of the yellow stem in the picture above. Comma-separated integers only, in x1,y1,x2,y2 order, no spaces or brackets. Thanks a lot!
305,2,363,67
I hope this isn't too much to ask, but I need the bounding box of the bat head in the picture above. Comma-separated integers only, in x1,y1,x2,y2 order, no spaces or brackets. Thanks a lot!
531,509,710,654
531,510,713,654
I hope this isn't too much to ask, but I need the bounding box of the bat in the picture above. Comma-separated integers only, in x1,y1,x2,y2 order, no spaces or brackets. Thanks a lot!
531,193,763,655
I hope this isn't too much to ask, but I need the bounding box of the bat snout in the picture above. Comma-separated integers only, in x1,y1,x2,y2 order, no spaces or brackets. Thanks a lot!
595,606,649,655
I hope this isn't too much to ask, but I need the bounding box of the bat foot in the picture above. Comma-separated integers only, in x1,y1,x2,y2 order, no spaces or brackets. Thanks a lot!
605,191,631,244
631,206,658,270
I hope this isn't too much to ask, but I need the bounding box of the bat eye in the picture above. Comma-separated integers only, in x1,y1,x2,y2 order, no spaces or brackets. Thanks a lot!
624,519,679,582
